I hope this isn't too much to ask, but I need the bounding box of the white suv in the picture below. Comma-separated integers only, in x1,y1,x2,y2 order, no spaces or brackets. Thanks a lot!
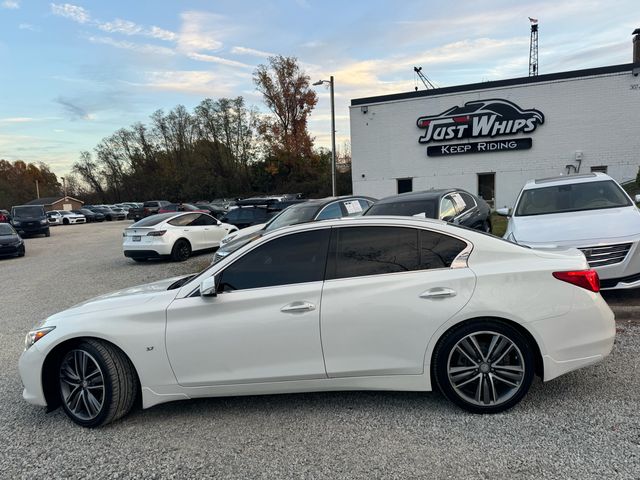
499,172,640,289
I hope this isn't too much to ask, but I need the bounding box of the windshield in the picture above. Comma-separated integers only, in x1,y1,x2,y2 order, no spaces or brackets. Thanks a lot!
515,180,631,216
12,206,44,217
265,205,318,231
0,224,16,235
366,199,437,218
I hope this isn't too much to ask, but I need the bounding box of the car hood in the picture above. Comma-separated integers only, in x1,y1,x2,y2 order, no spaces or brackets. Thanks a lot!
46,275,185,321
0,234,20,245
511,206,640,245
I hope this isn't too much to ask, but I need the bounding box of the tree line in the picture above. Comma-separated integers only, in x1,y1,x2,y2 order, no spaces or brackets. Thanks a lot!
70,55,351,204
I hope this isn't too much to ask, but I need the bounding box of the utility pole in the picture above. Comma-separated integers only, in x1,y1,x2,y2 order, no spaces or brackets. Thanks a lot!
61,177,67,197
312,76,337,196
529,17,539,76
35,179,40,199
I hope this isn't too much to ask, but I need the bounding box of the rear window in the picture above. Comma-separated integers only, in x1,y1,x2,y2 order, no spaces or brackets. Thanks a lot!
515,180,631,216
366,199,437,219
11,206,45,217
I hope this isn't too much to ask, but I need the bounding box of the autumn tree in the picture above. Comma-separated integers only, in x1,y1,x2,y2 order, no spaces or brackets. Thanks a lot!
253,56,317,159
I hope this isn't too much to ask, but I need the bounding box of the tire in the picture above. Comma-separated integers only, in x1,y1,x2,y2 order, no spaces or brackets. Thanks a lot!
482,220,491,233
433,320,534,414
171,239,191,262
18,246,25,257
58,339,138,428
45,229,50,237
63,218,69,225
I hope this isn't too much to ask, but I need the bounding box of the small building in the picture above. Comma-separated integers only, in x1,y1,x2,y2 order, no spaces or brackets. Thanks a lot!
349,31,640,209
25,196,84,212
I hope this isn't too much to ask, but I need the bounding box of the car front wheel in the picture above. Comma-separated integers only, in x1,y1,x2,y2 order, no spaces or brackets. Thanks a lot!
433,321,534,414
58,339,138,428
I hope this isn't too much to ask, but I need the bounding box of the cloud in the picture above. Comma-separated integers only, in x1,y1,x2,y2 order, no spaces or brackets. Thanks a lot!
87,35,175,56
50,3,90,23
0,117,34,123
187,52,251,68
148,26,177,42
98,18,142,35
177,11,227,53
54,97,93,120
18,23,40,31
133,71,238,96
231,46,274,58
1,0,19,9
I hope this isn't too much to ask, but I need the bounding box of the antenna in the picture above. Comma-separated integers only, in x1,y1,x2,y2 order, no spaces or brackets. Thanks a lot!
413,66,438,91
529,17,539,76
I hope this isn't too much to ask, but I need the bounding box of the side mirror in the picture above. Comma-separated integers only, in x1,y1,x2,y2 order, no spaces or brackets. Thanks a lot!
200,275,218,297
496,207,511,217
634,194,640,204
441,215,454,222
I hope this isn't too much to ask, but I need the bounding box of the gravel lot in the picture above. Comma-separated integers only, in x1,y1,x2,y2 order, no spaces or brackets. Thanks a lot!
1,222,639,479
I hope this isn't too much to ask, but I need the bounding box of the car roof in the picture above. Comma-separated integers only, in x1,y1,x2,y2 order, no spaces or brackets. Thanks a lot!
374,189,462,204
524,172,612,189
290,195,377,208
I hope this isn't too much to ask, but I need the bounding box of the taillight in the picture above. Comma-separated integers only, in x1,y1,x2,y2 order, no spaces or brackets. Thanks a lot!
147,230,166,236
419,120,430,127
552,270,600,292
453,115,470,123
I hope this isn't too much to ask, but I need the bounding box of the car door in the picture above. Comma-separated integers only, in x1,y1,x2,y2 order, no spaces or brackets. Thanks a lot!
320,225,476,377
200,214,227,247
165,228,331,386
168,213,204,250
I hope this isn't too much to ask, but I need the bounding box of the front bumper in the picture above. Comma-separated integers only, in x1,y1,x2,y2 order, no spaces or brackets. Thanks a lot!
15,225,49,235
18,345,47,407
0,243,23,257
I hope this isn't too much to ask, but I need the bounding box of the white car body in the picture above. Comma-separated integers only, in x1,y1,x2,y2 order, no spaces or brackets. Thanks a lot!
47,211,63,225
503,173,640,290
20,216,614,422
57,210,86,225
122,212,237,260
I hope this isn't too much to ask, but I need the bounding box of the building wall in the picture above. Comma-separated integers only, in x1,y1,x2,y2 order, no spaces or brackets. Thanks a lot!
350,69,640,208
46,198,83,211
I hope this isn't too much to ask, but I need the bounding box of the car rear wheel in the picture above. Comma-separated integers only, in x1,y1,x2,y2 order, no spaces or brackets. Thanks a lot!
58,339,138,428
171,239,191,262
433,321,534,414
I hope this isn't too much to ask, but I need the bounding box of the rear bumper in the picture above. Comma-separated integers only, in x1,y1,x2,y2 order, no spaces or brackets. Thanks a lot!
124,249,165,259
529,293,615,381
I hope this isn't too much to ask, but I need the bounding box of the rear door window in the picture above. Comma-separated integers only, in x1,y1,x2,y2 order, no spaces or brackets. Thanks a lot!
168,214,200,226
315,202,343,220
327,227,467,280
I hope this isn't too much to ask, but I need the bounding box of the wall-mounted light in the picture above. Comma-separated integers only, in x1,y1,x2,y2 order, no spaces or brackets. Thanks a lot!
361,106,368,114
361,174,366,178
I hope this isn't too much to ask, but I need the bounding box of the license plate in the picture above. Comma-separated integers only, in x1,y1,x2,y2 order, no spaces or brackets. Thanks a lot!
132,236,141,242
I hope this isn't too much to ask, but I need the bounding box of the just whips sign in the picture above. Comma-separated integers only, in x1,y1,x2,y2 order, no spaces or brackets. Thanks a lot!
416,99,544,157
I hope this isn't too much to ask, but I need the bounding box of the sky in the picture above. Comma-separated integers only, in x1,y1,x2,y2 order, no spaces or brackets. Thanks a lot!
0,0,638,176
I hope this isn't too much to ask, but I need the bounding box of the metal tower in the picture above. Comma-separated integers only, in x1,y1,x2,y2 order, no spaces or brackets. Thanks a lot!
413,66,438,91
529,17,539,76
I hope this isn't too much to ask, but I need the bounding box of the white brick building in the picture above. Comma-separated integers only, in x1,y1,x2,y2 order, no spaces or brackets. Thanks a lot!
350,63,640,209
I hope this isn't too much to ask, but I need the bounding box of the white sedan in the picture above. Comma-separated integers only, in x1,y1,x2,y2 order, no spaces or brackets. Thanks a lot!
123,212,237,262
19,216,614,427
498,172,640,290
57,210,86,225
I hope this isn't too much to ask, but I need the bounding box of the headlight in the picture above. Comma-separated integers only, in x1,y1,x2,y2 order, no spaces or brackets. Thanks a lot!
13,221,21,226
24,326,55,350
12,240,22,246
40,219,48,225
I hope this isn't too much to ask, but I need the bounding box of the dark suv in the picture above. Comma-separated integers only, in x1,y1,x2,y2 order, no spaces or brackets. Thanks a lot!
10,205,50,237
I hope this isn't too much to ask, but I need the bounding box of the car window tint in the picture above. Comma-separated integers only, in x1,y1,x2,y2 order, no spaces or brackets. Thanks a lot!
440,197,457,220
366,199,437,218
218,229,330,291
419,230,467,269
316,202,343,220
358,199,373,210
329,227,420,279
328,227,467,280
458,192,477,211
199,214,218,226
168,213,199,226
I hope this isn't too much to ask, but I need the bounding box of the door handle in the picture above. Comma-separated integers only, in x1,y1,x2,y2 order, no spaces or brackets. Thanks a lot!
420,287,457,299
281,301,316,313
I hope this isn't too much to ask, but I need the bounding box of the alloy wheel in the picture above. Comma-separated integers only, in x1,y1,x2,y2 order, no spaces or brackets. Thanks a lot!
447,331,525,407
59,349,105,421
